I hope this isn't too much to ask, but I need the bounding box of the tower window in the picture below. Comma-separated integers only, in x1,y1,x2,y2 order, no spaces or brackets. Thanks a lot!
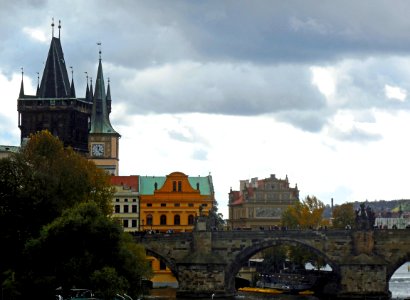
178,181,182,192
172,181,177,191
174,214,180,225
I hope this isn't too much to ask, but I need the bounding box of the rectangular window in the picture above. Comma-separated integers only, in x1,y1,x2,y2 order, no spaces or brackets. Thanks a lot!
123,220,129,228
124,198,128,202
188,203,194,207
115,205,120,213
124,205,129,213
161,203,166,207
132,220,137,228
132,205,137,213
116,198,120,202
172,181,177,191
178,181,182,192
175,203,180,207
147,203,152,207
132,198,137,202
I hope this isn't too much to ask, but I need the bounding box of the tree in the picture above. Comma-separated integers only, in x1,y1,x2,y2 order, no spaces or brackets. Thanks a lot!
281,195,325,229
23,202,151,299
0,131,149,299
332,203,355,229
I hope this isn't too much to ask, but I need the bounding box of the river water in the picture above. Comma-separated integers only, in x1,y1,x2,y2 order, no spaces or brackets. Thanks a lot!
147,262,410,300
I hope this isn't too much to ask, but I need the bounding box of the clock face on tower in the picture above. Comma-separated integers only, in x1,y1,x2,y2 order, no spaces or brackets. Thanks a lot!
91,143,104,157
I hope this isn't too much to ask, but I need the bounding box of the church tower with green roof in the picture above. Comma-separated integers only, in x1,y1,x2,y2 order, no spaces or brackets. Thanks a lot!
88,47,121,175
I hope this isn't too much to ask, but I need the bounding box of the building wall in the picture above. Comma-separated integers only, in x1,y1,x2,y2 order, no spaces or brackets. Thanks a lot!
228,174,299,229
139,172,215,233
110,176,139,232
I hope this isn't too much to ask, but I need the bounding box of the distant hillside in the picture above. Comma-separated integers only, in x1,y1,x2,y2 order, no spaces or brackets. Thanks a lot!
323,199,410,218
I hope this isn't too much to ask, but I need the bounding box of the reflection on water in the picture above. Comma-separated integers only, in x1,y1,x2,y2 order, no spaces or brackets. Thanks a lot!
145,262,410,300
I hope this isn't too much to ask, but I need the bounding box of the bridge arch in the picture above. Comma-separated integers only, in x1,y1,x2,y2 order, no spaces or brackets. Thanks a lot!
144,247,179,281
386,253,410,280
225,237,340,290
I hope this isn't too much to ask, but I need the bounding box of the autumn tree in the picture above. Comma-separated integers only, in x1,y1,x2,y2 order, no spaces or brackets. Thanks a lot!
281,195,325,229
332,203,355,229
0,130,150,299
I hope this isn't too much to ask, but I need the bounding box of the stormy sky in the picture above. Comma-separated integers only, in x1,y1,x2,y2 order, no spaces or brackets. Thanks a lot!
2,0,410,217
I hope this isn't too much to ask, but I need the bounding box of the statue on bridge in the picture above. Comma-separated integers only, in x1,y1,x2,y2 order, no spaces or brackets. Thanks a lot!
355,203,376,230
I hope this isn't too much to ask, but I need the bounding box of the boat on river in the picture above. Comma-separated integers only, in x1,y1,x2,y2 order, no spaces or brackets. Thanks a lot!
238,287,284,294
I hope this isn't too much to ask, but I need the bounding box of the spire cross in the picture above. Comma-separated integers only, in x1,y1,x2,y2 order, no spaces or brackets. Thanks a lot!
84,71,88,83
21,67,24,80
51,17,54,37
58,20,61,39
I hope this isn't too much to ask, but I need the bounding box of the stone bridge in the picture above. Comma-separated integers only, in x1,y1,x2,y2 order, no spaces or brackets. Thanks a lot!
136,229,410,299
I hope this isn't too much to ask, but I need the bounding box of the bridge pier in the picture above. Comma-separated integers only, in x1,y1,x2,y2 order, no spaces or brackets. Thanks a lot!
335,231,391,300
176,263,235,298
336,262,390,299
175,231,235,298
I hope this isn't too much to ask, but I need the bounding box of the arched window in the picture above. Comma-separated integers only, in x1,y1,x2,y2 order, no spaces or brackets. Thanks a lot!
188,214,194,225
147,214,153,225
174,214,180,225
160,215,167,225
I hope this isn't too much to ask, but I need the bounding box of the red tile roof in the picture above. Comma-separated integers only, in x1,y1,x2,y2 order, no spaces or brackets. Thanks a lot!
110,175,139,192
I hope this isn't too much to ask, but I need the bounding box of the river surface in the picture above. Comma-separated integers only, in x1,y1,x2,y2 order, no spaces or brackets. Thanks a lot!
146,262,410,300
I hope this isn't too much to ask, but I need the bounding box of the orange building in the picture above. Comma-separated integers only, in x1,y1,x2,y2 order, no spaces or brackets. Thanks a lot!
139,171,215,233
139,171,215,288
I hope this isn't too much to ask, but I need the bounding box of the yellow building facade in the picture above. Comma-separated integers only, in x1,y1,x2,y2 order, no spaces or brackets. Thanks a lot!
139,171,215,233
139,171,215,287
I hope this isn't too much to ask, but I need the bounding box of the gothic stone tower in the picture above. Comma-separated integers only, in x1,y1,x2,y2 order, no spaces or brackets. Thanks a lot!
17,22,92,153
18,20,120,175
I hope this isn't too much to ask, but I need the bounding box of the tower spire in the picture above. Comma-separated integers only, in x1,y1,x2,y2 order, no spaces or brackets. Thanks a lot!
90,45,118,134
58,20,61,39
19,67,24,98
70,66,76,97
36,72,40,96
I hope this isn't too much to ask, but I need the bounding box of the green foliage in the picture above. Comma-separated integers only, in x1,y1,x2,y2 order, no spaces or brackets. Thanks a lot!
281,195,325,229
0,131,149,299
23,202,151,298
260,246,287,273
332,203,355,229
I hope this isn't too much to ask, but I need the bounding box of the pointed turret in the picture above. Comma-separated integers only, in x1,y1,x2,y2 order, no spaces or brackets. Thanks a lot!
19,69,24,98
106,78,112,114
38,36,71,98
36,72,40,96
69,66,76,97
89,54,118,134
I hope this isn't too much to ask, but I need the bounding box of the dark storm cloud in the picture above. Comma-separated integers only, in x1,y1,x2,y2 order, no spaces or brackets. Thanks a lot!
4,0,410,136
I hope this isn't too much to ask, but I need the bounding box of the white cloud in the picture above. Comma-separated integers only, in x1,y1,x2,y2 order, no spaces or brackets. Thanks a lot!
384,84,407,102
22,27,48,43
